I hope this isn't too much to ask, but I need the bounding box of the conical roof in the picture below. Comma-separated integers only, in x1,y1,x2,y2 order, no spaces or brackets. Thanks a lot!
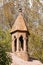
10,13,27,33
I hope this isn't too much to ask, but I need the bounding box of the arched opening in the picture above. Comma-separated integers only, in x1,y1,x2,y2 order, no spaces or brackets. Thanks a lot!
14,36,17,52
14,39,17,51
19,35,23,51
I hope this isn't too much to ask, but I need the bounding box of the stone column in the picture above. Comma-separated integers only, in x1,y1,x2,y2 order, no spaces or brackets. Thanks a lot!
23,38,26,52
17,38,19,52
12,40,15,52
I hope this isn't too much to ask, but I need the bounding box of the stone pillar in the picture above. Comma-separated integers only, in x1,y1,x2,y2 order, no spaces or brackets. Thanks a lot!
12,40,15,52
23,38,26,52
17,38,19,52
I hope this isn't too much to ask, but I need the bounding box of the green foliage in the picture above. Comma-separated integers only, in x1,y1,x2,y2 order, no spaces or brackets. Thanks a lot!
28,31,43,63
0,44,12,65
0,28,12,65
0,28,12,52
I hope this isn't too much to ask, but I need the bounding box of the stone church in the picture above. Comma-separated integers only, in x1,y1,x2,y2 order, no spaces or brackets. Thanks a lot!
10,9,30,61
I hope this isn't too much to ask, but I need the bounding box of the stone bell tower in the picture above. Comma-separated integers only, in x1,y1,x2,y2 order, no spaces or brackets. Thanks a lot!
10,9,30,61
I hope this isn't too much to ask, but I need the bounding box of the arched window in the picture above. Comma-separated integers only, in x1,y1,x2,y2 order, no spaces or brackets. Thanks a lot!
19,35,23,51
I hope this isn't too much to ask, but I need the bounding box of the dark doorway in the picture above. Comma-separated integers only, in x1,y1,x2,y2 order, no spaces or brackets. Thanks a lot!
19,35,23,50
14,39,17,51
